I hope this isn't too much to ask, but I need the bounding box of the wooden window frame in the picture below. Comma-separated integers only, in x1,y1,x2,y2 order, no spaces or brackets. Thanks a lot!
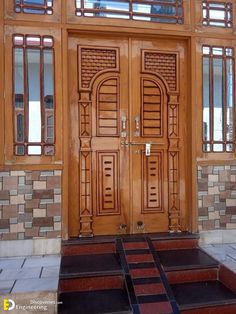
202,45,235,153
202,1,233,28
5,26,62,165
13,34,55,156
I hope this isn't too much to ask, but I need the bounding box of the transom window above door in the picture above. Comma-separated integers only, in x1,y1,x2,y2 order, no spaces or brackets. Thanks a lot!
202,1,233,27
15,0,53,15
75,0,184,24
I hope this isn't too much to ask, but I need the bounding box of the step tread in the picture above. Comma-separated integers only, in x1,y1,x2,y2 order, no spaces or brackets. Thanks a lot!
158,248,218,271
171,280,236,310
58,289,132,314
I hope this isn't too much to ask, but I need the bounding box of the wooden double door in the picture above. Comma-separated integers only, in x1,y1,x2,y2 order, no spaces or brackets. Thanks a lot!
68,35,188,237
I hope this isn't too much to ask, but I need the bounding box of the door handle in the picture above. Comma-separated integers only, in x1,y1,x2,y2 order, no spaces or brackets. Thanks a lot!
121,116,127,138
134,116,140,137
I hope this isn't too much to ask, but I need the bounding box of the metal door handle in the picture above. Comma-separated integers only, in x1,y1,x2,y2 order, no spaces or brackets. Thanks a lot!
134,116,140,137
121,116,127,138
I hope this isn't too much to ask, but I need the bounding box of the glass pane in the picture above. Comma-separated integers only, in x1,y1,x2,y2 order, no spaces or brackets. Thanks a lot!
213,58,223,143
203,57,210,141
209,10,225,20
23,0,45,5
226,59,234,142
15,145,25,155
213,144,223,152
84,0,129,11
28,146,42,155
43,50,54,108
14,48,24,99
27,49,41,144
17,114,24,142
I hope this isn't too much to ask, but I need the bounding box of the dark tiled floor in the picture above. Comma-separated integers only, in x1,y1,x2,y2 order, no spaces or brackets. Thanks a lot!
60,253,122,277
158,248,218,271
58,289,132,314
171,280,236,309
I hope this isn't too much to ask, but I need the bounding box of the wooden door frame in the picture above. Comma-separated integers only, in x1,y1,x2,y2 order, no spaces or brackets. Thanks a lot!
64,29,196,239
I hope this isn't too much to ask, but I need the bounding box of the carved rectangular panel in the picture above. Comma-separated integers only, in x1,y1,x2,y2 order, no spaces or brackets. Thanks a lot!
142,151,163,213
97,151,120,215
141,78,162,137
143,50,177,91
97,78,119,136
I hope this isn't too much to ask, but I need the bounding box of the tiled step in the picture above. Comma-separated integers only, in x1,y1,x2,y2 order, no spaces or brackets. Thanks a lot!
171,280,236,312
60,253,122,279
158,248,218,272
58,289,132,314
61,242,116,256
59,275,124,293
117,237,180,314
167,268,218,284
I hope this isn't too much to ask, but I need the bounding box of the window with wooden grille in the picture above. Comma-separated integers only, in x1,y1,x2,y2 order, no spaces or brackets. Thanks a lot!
202,1,233,27
202,46,234,152
13,34,55,156
75,0,184,24
15,0,53,15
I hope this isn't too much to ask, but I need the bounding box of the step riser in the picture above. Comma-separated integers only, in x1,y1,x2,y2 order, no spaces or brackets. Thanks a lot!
182,304,236,314
153,239,198,251
61,243,115,256
219,265,236,294
59,275,124,293
167,268,218,284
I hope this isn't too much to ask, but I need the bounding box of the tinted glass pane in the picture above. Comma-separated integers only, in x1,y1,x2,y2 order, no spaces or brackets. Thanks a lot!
17,114,24,142
44,50,54,109
14,48,24,100
27,49,41,145
23,0,45,5
213,58,223,143
226,59,234,142
203,57,210,142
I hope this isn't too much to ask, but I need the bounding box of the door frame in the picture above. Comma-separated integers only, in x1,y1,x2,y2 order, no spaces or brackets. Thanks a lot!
65,29,195,239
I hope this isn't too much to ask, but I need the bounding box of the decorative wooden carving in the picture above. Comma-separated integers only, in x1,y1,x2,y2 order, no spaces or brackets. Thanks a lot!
78,45,120,236
97,78,119,136
141,78,162,137
97,152,120,215
142,152,163,213
143,50,177,91
78,46,119,90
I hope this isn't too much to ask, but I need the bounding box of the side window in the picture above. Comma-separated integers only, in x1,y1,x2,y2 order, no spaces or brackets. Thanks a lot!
202,1,233,27
13,34,55,156
15,0,53,15
202,45,234,152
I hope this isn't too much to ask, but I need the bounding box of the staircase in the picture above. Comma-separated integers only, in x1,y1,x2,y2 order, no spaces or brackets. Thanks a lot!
58,233,236,314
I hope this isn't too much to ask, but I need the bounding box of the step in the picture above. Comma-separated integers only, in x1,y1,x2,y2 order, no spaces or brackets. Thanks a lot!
60,253,122,279
171,280,236,312
58,289,132,314
166,268,218,284
158,248,219,272
61,242,116,256
59,275,124,293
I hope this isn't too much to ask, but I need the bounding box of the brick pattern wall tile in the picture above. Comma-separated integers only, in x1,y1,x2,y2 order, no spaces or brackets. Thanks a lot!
0,170,62,240
198,165,236,231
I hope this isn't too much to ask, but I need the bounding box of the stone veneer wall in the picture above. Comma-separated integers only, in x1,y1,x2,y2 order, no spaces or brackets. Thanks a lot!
198,164,236,231
0,170,61,240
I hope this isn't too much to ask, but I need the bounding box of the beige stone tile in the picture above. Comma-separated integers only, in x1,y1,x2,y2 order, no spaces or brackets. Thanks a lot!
54,222,61,231
10,223,25,233
209,211,220,220
33,181,47,190
208,186,219,195
208,174,219,182
226,199,236,207
10,195,25,205
33,208,46,218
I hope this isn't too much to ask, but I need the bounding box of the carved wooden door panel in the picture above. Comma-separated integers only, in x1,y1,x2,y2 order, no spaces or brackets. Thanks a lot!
130,39,185,233
68,36,130,236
